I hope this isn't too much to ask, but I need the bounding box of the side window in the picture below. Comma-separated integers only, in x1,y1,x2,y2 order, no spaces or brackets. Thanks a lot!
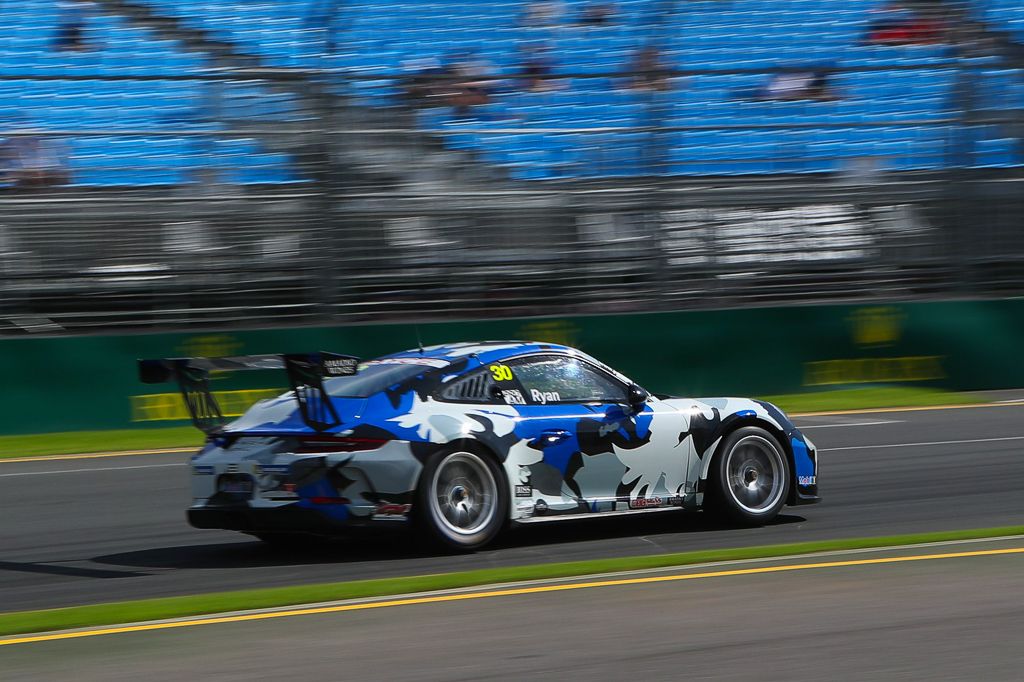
509,356,627,404
438,370,497,403
438,365,528,405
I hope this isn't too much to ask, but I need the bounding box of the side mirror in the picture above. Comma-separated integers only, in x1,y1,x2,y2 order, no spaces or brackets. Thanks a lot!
627,383,650,410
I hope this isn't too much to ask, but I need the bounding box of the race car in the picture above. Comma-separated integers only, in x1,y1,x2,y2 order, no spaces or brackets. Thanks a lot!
139,341,818,550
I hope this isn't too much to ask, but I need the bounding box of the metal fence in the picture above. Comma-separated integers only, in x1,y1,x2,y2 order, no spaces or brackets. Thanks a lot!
1,68,1023,336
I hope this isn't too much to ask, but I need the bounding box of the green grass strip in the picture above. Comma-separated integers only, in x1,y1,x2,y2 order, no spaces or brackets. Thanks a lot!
2,525,1022,638
0,427,200,459
760,386,981,414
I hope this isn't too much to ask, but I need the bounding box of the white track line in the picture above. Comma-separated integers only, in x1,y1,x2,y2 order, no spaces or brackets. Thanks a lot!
6,434,1024,473
0,463,186,477
2,401,1023,464
0,448,193,464
790,401,1024,417
9,435,1024,471
798,420,900,429
822,435,1024,452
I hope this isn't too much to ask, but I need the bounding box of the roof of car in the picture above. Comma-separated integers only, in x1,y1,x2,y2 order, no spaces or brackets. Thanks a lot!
382,340,576,367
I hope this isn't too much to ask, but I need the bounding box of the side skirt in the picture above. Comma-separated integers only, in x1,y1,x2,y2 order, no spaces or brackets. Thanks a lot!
515,506,685,524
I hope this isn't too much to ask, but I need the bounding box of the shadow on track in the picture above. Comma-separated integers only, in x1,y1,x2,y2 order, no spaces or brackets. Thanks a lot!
91,511,805,571
500,511,806,550
0,561,150,579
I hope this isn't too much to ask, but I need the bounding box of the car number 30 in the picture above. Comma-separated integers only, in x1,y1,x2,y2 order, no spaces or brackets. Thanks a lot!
489,364,514,381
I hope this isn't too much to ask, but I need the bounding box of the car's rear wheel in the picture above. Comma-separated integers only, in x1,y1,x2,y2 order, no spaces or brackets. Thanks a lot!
706,426,789,525
415,445,507,551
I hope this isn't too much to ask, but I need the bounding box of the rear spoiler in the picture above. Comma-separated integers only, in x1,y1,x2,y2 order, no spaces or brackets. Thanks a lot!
138,352,359,435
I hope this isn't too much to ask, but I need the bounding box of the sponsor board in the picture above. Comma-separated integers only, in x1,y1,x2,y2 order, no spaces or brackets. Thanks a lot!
804,355,944,386
372,503,412,521
323,356,359,376
132,388,282,422
502,389,527,405
628,496,663,509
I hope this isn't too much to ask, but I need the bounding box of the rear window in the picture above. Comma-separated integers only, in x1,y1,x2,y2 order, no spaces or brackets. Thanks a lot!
324,359,443,398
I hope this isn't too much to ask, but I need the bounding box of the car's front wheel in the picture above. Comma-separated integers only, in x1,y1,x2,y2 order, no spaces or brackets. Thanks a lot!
415,444,507,551
706,426,790,525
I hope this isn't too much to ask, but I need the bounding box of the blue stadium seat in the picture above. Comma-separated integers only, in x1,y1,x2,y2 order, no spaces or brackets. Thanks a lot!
11,0,1024,183
0,1,306,186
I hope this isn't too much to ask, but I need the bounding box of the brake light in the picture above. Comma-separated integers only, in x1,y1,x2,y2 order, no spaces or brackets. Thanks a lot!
294,435,388,454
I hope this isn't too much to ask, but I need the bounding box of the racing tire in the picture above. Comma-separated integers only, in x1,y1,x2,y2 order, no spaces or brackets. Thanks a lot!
414,443,508,552
705,426,790,526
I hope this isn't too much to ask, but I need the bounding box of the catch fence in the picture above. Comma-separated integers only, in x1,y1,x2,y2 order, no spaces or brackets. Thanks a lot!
1,66,1022,336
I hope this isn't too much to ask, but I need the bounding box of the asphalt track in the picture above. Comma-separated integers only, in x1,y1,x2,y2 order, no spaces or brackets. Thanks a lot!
3,541,1023,680
2,403,1024,613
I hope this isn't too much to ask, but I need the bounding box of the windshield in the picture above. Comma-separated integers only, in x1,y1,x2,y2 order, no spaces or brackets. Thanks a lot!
323,361,439,398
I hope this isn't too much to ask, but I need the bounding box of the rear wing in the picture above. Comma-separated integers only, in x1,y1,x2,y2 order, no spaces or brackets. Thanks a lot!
138,352,359,435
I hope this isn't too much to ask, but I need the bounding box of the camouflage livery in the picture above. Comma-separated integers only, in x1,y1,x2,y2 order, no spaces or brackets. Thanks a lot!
186,341,819,538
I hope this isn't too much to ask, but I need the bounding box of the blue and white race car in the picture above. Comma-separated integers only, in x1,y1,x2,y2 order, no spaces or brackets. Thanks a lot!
139,341,819,550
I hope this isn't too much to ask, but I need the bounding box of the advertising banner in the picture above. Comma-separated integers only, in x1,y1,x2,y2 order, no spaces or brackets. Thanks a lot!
1,299,1021,434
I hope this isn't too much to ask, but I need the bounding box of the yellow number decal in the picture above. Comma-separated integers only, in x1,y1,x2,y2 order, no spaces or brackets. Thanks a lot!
489,364,514,382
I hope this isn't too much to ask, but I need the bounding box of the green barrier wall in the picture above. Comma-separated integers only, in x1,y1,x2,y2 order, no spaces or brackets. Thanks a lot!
2,298,1022,435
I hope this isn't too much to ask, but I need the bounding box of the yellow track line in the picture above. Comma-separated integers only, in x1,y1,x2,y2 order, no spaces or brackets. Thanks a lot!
3,545,1022,647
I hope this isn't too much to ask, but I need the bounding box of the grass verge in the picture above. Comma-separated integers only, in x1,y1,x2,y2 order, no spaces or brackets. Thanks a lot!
2,526,1022,638
0,387,988,460
760,386,982,414
0,427,200,459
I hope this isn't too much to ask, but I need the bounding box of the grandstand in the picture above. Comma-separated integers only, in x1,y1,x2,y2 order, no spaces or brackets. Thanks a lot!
1,0,303,186
331,0,1021,179
1,0,1021,188
983,0,1024,43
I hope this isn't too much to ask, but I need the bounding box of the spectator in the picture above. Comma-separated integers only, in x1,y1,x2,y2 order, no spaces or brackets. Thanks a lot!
4,130,69,189
54,0,95,52
578,2,617,26
757,67,837,101
443,52,500,117
626,46,670,92
304,0,340,53
447,84,491,118
518,43,559,92
862,1,945,45
803,69,838,100
520,1,566,28
449,51,499,90
401,57,445,105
